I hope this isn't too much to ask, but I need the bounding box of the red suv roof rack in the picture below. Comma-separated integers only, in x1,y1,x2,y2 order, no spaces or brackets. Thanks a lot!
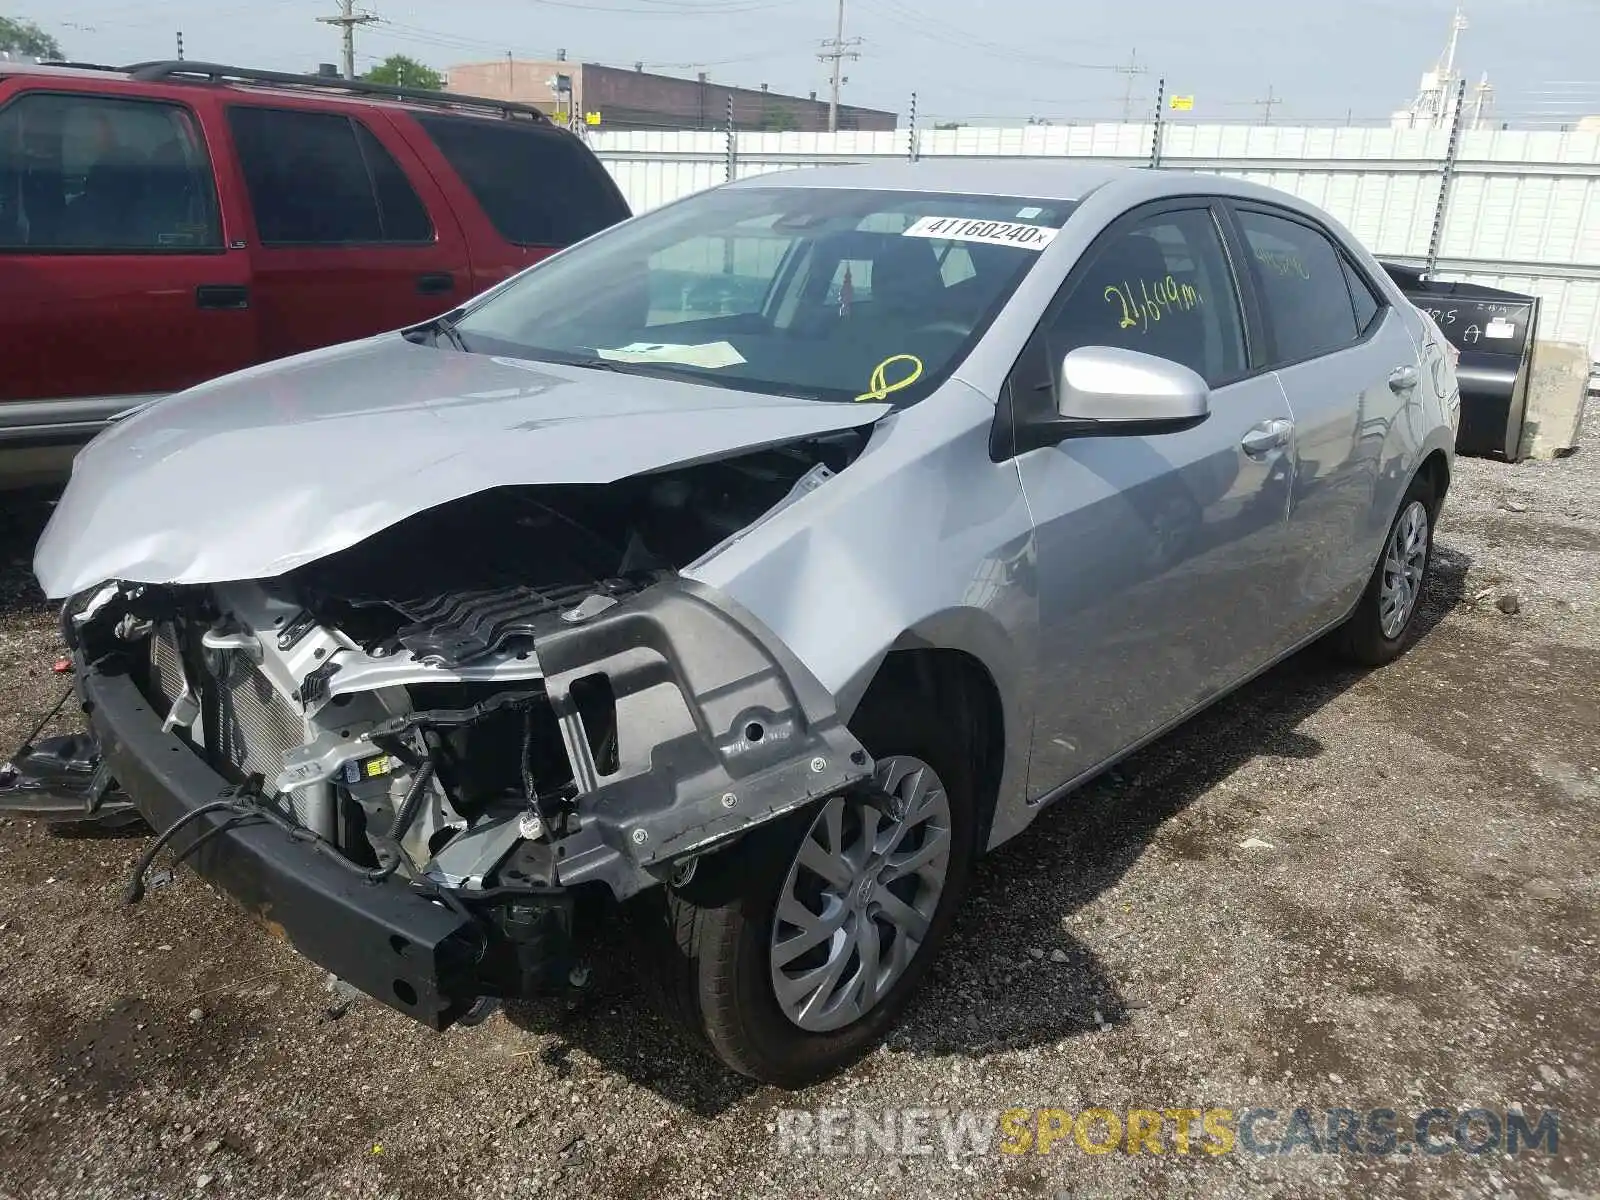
122,60,554,124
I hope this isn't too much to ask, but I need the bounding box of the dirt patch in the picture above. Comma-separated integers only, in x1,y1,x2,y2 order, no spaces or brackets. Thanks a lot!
0,420,1596,1199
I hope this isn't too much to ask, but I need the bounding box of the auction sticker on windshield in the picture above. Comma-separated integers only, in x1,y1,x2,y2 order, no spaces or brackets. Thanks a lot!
902,216,1059,250
596,341,747,368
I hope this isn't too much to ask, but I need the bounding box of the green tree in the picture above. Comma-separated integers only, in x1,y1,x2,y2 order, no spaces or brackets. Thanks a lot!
362,54,441,91
0,15,63,59
756,103,798,132
934,121,966,130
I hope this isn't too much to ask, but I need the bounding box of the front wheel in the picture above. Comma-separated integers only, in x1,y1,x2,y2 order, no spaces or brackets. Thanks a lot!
640,688,975,1086
1336,473,1437,666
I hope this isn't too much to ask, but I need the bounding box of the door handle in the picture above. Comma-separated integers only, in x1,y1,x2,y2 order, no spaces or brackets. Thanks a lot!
1389,364,1420,392
1241,418,1293,456
195,284,250,310
416,272,456,296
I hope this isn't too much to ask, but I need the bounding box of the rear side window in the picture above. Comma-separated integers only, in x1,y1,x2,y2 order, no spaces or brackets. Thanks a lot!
0,91,220,252
1235,208,1360,363
1342,256,1383,334
227,106,433,246
414,115,627,247
1046,206,1248,387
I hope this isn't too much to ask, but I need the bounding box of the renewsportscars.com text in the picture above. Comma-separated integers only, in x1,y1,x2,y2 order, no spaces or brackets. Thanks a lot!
775,1106,1560,1159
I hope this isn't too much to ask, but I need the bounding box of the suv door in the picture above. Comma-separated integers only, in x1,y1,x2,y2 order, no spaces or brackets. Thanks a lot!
222,104,470,360
1227,203,1415,640
0,86,254,426
1008,201,1298,799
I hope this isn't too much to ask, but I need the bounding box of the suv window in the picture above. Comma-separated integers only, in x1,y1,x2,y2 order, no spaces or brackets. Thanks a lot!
1044,206,1247,387
1235,208,1360,363
414,115,628,247
0,91,220,252
227,106,432,246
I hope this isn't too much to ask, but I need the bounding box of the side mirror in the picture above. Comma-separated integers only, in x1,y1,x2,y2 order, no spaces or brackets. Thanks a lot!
1056,345,1211,428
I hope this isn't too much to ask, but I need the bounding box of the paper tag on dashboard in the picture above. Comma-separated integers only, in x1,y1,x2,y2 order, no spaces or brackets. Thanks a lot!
902,216,1058,250
1484,318,1516,340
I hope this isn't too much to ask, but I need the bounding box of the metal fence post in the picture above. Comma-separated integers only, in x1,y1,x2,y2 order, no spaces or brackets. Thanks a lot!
1151,77,1165,169
1425,77,1469,276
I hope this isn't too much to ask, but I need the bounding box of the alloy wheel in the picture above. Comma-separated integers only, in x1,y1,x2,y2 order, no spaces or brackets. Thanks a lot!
768,755,953,1032
1380,499,1430,639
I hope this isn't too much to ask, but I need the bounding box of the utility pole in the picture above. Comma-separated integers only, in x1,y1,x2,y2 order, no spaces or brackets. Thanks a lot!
818,0,861,133
175,30,184,61
1116,49,1147,122
318,0,376,81
1253,84,1279,125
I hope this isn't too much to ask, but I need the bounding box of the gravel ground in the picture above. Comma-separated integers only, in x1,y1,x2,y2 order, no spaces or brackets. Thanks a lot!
0,417,1596,1200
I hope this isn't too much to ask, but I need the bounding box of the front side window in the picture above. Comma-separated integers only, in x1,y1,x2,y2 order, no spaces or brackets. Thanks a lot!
227,106,433,246
454,187,1077,405
1043,206,1247,387
0,91,220,252
1235,208,1360,363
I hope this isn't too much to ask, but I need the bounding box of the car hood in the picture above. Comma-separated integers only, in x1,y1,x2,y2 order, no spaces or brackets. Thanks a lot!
35,335,890,599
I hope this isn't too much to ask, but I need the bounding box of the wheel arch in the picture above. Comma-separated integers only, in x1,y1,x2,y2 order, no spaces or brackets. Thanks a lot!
850,633,1017,856
1417,447,1451,507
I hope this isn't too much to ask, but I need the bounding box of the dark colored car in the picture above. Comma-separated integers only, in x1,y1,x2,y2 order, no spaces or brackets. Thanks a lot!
0,60,630,485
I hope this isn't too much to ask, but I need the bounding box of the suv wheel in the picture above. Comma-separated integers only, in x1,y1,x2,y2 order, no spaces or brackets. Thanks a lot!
641,687,975,1086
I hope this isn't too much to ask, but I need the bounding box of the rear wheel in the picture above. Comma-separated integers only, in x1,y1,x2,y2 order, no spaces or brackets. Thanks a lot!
1336,473,1437,666
641,685,975,1086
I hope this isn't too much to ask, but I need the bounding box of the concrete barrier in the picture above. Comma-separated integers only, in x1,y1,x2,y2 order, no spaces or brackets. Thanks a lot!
1519,341,1590,459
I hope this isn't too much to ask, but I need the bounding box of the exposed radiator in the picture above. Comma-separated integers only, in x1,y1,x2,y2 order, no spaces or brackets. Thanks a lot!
209,654,303,782
150,627,322,831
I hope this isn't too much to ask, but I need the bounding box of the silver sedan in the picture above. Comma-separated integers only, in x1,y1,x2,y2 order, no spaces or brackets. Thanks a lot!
23,162,1459,1086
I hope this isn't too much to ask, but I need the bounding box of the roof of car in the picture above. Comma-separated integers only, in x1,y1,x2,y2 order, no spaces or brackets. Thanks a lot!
727,160,1146,202
0,59,553,124
728,160,1324,210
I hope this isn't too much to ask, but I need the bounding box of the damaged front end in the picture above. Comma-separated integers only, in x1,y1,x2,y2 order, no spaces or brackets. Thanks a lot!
10,437,873,1027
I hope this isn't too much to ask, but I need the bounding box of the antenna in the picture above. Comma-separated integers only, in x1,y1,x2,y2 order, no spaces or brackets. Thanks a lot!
1440,5,1469,79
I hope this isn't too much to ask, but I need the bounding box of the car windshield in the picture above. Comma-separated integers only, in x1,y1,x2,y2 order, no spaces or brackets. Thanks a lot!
453,186,1077,404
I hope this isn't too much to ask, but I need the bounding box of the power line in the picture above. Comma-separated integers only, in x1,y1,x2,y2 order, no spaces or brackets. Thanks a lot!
1115,48,1148,121
317,0,376,80
1252,84,1281,125
818,0,862,133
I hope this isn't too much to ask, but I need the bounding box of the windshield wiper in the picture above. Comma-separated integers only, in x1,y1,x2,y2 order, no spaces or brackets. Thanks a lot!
405,310,471,352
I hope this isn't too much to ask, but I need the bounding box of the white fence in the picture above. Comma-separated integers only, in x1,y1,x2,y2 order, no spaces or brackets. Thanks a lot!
589,123,1600,360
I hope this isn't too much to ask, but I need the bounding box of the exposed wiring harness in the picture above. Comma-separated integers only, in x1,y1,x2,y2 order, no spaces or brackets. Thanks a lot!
124,758,438,899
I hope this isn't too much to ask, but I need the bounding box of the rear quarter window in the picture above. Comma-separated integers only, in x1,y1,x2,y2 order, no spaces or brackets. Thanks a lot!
414,115,628,248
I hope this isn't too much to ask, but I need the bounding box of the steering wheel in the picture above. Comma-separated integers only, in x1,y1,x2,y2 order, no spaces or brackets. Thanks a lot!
914,319,971,337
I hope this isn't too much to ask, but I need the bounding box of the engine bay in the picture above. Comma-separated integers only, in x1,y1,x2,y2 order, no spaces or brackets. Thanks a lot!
285,430,863,666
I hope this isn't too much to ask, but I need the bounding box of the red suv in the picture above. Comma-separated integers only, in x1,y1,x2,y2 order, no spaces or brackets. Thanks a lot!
0,60,630,485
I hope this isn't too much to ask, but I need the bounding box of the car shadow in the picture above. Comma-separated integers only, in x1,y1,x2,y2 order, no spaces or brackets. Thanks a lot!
0,487,54,617
501,544,1470,1113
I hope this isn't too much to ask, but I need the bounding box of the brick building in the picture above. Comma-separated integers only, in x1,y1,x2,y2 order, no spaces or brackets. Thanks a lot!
444,58,896,132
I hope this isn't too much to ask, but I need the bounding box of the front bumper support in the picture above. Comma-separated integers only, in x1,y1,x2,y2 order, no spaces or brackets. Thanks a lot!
74,664,481,1028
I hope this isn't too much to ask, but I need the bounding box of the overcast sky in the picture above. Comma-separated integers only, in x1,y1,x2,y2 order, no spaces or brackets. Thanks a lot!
31,0,1600,126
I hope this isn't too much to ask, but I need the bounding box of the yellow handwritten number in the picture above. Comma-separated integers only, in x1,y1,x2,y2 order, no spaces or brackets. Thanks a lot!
856,354,924,402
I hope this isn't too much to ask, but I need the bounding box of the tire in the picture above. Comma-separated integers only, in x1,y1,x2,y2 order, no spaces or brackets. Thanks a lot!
1336,472,1438,667
638,681,976,1087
